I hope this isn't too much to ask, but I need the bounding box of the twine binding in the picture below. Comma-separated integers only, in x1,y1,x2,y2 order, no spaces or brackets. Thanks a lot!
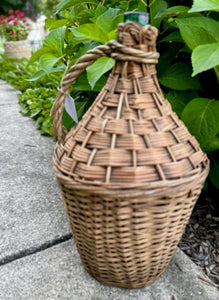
52,22,209,288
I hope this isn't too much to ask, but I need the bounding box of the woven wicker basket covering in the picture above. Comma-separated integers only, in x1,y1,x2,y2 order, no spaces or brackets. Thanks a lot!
51,22,209,288
3,40,31,59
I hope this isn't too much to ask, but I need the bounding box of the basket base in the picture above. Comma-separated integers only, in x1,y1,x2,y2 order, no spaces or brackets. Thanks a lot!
84,264,166,289
60,179,208,289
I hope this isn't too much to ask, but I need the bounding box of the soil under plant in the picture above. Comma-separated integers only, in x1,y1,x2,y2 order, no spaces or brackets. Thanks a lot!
179,187,219,287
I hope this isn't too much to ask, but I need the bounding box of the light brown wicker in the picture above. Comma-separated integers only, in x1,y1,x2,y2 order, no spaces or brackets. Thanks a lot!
51,22,209,288
3,40,31,59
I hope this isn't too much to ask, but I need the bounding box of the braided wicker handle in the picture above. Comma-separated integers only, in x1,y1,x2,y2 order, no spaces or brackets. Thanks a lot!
51,25,159,143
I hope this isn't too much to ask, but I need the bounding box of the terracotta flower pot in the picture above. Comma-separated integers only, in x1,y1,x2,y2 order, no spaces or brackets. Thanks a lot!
3,40,31,59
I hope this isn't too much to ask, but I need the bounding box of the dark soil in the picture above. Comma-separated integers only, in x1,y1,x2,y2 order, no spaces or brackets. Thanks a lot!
179,187,219,287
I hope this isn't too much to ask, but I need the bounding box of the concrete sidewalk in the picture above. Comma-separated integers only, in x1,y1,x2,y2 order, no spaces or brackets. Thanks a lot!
0,80,218,299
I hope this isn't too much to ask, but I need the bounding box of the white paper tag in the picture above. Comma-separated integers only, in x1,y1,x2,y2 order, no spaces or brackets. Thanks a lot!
64,94,78,123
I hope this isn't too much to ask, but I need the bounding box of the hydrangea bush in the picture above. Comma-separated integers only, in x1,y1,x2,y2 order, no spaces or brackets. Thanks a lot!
0,10,33,41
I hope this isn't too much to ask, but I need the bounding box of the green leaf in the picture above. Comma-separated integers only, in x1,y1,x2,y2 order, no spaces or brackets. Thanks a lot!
30,109,41,118
70,41,100,65
150,0,168,28
176,16,219,50
192,42,219,76
189,0,219,12
68,35,85,49
63,108,75,130
87,57,115,89
56,0,99,13
39,54,63,74
159,63,201,90
56,0,72,13
166,90,198,117
26,70,46,81
96,8,123,35
181,98,219,152
107,29,118,40
157,43,184,76
60,9,74,21
155,6,189,18
41,119,53,136
49,64,66,73
43,27,66,56
137,1,147,12
95,4,107,17
209,155,219,189
71,24,108,44
76,100,88,120
36,116,45,125
20,107,29,115
73,72,107,92
28,47,53,65
178,45,191,53
45,18,68,30
118,0,130,10
206,137,219,152
161,31,184,43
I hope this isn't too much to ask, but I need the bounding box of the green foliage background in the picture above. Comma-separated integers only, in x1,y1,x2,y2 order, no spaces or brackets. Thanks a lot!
0,0,62,17
0,0,40,17
0,55,61,135
0,0,218,190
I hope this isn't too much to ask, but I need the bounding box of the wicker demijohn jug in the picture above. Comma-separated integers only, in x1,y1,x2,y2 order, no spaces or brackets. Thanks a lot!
51,17,209,288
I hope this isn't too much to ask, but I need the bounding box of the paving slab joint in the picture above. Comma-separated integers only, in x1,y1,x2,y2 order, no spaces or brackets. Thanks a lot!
0,233,72,266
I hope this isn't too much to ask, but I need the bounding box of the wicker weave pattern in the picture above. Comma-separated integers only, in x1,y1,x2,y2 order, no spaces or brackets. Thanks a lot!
52,22,209,288
3,40,31,59
58,185,202,288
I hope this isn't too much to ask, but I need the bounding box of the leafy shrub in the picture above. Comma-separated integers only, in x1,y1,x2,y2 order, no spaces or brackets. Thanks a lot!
19,87,56,136
0,0,27,14
1,0,218,189
0,53,61,91
0,54,30,90
0,0,42,18
27,0,219,189
0,53,61,135
39,0,62,17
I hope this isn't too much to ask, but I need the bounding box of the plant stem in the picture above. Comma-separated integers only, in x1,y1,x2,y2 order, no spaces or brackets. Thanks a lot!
214,66,219,83
140,0,147,7
149,0,157,8
140,0,157,13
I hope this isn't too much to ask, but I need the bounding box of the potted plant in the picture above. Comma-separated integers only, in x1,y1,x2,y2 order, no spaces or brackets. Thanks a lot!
0,9,33,59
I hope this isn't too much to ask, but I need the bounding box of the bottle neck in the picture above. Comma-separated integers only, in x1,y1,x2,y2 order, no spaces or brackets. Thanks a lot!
124,12,150,26
117,21,157,53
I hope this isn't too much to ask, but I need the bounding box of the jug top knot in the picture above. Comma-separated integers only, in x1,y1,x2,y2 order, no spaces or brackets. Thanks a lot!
117,22,158,52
